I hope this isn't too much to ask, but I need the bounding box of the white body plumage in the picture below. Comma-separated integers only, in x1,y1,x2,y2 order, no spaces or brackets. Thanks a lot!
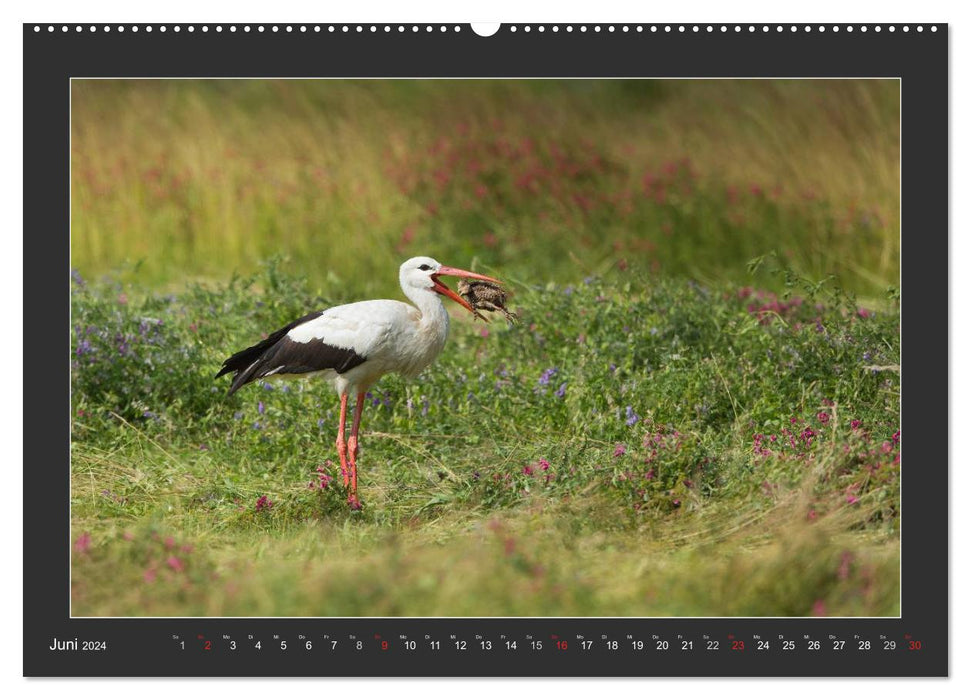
280,296,450,397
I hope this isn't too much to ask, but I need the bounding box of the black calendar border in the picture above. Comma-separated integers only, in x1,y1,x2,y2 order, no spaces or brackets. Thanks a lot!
23,23,948,677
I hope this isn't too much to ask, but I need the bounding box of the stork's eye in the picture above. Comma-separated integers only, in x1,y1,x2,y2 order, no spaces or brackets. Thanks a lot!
418,264,432,272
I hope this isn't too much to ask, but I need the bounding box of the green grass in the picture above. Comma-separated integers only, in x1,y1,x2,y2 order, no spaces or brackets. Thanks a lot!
70,79,900,617
70,262,900,616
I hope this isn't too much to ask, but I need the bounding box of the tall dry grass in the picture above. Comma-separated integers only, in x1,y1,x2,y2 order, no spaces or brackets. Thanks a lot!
71,79,899,297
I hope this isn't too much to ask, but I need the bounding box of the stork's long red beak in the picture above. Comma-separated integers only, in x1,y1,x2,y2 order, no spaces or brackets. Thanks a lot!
432,266,503,314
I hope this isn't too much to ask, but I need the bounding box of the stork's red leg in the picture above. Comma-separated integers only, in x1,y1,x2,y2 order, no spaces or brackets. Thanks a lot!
336,393,350,487
346,392,366,508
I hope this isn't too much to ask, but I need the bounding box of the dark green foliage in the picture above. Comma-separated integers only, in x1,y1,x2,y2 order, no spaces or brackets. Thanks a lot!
72,262,899,524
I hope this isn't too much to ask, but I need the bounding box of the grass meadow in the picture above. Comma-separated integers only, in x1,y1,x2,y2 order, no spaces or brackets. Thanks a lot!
70,80,900,617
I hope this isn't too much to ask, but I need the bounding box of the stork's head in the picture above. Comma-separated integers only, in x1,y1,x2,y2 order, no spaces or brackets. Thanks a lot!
399,256,502,313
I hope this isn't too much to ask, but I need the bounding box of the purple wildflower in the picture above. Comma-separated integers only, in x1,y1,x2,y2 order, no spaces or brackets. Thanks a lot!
625,405,640,426
538,367,558,386
555,382,567,398
257,401,265,415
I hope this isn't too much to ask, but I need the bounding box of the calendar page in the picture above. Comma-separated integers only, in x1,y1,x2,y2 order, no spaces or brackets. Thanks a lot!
23,21,946,677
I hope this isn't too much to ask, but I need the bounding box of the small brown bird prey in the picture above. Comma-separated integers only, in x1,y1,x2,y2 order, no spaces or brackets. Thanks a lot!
457,279,519,324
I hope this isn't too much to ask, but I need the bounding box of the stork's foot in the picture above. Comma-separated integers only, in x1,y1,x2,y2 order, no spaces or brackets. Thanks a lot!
347,494,363,511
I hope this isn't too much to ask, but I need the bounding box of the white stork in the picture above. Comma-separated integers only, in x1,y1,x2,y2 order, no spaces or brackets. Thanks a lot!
216,256,502,509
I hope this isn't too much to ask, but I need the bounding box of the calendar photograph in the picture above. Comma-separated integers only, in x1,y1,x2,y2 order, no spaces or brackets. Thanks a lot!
69,78,901,619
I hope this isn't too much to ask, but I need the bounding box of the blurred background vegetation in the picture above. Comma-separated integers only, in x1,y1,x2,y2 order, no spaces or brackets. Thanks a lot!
71,79,899,299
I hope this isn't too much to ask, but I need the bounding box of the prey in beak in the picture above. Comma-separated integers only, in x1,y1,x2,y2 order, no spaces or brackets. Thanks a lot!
431,266,503,315
456,279,519,324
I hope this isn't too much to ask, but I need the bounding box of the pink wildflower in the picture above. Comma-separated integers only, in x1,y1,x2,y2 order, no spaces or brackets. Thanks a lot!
73,532,92,554
255,495,273,512
838,552,853,581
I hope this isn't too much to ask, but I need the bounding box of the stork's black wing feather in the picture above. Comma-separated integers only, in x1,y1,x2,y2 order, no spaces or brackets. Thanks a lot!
216,311,366,395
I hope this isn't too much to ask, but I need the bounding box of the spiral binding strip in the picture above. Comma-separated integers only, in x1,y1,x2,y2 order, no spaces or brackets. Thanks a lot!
32,24,940,35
